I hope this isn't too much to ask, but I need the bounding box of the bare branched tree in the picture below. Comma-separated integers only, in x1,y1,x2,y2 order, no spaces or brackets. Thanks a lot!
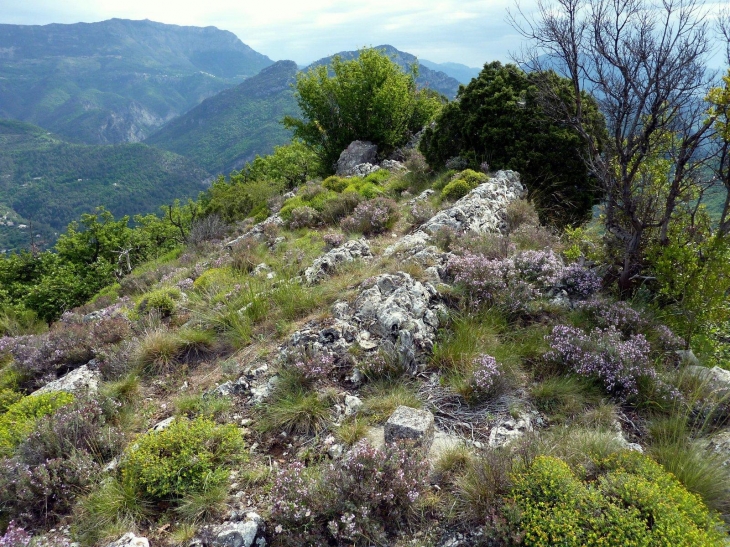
509,0,719,294
713,9,730,235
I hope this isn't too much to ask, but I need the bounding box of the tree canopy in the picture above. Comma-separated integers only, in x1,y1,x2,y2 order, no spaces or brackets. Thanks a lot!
419,61,605,226
283,47,444,171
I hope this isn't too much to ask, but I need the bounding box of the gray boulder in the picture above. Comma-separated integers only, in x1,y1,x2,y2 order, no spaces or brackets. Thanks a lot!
420,170,525,235
210,513,265,547
304,239,372,284
32,364,101,396
686,365,730,393
353,272,442,372
488,413,532,448
384,406,435,448
336,141,378,176
349,163,381,177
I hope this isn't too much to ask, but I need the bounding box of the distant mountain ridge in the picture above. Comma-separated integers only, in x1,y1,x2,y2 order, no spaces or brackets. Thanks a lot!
308,45,462,99
419,60,481,85
146,60,300,175
0,19,273,144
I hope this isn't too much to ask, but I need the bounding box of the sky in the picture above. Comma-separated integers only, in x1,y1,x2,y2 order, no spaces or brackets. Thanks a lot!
0,0,528,67
0,0,726,69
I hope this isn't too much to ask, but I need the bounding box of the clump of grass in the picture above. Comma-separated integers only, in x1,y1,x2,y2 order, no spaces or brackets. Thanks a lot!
648,413,730,515
174,393,232,420
335,417,369,446
174,476,228,522
451,448,515,523
530,375,604,422
258,386,332,435
535,427,627,472
434,445,474,482
361,380,422,423
135,328,216,375
74,478,153,547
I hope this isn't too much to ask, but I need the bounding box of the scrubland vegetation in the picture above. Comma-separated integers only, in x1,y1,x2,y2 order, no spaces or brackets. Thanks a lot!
0,5,730,545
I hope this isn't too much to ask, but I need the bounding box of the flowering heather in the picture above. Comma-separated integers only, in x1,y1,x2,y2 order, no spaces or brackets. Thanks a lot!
581,300,646,334
559,263,602,298
545,324,655,399
512,249,563,288
0,522,30,547
447,252,512,305
271,440,428,544
471,354,501,394
323,232,346,250
340,197,399,235
288,352,335,381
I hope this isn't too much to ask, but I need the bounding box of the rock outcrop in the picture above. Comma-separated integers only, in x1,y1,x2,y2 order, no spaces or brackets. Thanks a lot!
420,170,524,234
304,238,372,284
32,364,101,396
336,141,378,176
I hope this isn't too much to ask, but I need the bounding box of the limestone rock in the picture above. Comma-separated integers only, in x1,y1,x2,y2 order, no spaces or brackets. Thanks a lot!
384,405,435,448
488,414,532,448
383,230,447,271
353,272,442,372
32,364,101,396
349,163,381,177
151,416,175,432
344,394,363,416
103,533,149,547
226,215,283,248
210,513,264,547
304,239,372,284
336,141,378,176
706,430,730,466
210,377,250,398
420,170,525,235
380,159,407,172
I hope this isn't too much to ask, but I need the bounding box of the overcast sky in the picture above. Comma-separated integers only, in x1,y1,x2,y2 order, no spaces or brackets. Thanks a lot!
0,0,531,67
0,0,726,69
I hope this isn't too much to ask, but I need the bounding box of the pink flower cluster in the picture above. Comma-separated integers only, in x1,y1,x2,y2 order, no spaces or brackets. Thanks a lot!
271,440,428,543
546,324,655,399
471,354,501,393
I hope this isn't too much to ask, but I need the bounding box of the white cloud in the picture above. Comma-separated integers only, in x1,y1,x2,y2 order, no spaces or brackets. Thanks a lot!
0,0,521,66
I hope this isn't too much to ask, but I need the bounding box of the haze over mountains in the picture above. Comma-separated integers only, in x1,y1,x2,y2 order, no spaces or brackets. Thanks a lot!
0,18,468,251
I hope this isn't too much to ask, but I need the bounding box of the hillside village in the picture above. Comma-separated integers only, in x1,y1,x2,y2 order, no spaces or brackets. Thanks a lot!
0,3,729,547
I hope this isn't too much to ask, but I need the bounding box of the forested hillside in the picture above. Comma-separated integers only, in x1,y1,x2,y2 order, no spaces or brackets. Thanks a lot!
0,119,208,251
0,19,273,144
145,61,299,175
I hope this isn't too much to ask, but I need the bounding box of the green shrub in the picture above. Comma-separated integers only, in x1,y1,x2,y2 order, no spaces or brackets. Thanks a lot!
121,417,243,502
441,170,487,201
137,287,182,317
320,192,364,224
511,452,725,547
442,181,470,202
323,176,349,193
0,392,74,455
0,388,22,413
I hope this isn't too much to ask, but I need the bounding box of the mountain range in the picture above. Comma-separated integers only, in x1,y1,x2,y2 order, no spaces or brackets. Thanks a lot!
0,19,469,251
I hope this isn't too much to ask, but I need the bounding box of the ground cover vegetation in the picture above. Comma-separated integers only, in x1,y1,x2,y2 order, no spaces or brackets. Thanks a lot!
0,41,728,547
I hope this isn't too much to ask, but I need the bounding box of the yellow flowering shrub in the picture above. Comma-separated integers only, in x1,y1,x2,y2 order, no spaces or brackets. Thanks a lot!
511,452,725,547
0,391,74,455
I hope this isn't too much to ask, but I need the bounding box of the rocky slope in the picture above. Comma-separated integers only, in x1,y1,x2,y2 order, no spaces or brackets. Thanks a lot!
1,157,729,547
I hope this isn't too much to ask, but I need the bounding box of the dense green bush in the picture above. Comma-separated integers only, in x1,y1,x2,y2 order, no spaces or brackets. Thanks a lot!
136,287,182,317
121,417,243,502
284,47,443,169
420,62,605,226
441,171,486,201
511,452,725,546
